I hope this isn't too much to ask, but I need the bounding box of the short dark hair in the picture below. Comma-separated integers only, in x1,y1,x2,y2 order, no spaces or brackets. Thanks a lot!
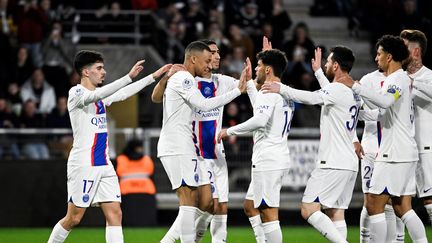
185,41,212,55
256,49,288,78
329,46,355,73
74,50,104,76
375,35,409,62
199,39,217,46
400,29,428,57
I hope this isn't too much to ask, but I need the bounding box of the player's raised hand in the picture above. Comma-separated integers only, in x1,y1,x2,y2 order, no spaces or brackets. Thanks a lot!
354,141,364,160
217,129,229,143
261,81,281,94
245,57,252,81
238,63,250,93
311,47,322,72
262,36,272,51
152,64,173,80
167,64,187,78
128,60,145,79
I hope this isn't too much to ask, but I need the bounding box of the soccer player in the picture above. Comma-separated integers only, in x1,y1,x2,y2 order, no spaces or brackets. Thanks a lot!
47,50,171,243
153,40,256,243
156,41,248,243
262,46,361,243
218,49,294,243
339,35,427,243
311,48,404,242
401,29,432,226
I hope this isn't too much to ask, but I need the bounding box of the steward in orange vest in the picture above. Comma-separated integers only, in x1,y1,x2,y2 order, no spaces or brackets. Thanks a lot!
116,140,157,226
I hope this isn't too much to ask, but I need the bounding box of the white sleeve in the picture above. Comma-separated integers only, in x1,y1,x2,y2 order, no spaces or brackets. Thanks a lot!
413,80,432,99
359,109,385,121
227,93,272,135
352,132,359,143
352,82,398,109
279,84,325,105
314,68,331,88
186,88,241,111
68,75,132,110
104,74,155,106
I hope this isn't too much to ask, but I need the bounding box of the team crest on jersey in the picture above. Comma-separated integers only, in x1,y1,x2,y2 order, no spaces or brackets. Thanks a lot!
204,86,212,96
182,78,194,90
75,88,83,96
82,194,90,203
194,173,199,182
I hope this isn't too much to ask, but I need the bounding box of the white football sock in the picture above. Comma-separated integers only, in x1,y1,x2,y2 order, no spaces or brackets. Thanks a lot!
248,215,266,243
384,204,396,242
360,206,370,243
195,210,213,242
160,212,181,243
210,214,227,243
262,220,282,243
369,213,387,243
401,209,428,243
106,226,123,243
395,216,405,242
307,211,347,243
47,222,70,243
333,220,347,239
179,206,198,243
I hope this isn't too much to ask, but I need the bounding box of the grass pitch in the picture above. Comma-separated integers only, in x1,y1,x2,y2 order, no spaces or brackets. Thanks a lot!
0,227,430,242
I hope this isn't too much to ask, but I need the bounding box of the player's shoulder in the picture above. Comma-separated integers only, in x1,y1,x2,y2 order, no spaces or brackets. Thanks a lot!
170,71,195,89
68,85,86,98
388,69,410,82
360,70,385,84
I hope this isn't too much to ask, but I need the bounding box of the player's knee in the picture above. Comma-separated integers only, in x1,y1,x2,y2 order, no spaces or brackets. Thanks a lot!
215,202,228,215
66,215,82,228
300,206,310,220
243,201,255,217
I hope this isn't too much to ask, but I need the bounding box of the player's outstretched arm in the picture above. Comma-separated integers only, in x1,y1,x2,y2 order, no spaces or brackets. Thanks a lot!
217,114,269,143
104,64,172,106
351,82,398,109
151,64,186,103
261,82,324,105
413,79,432,99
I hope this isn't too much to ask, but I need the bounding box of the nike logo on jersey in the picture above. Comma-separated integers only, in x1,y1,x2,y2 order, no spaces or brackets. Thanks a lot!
423,188,432,193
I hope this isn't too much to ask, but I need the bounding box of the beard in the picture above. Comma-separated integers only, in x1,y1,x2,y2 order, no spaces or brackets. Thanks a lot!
325,69,334,81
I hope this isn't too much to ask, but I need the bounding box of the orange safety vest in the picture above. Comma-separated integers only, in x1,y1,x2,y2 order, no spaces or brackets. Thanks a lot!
116,154,156,195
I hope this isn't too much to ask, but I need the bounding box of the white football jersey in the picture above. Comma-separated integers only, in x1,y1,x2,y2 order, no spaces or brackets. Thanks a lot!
68,86,111,167
228,91,295,171
157,71,240,157
354,69,418,162
410,66,432,154
193,74,238,159
359,70,386,154
317,83,361,171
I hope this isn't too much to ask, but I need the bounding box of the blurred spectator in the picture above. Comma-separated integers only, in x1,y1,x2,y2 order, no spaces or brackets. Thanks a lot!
13,46,35,86
131,0,158,10
223,46,246,79
42,22,75,96
6,83,23,115
205,22,230,59
46,96,70,128
231,1,266,37
228,24,254,61
19,99,50,159
182,0,207,45
40,0,57,34
116,140,157,226
21,68,56,114
16,0,49,68
397,0,425,31
46,96,72,158
0,0,17,35
222,102,241,155
0,95,21,159
283,22,315,62
98,2,133,44
268,0,292,48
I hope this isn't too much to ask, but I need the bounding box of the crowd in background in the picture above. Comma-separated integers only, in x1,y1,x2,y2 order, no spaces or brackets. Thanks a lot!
1,0,431,159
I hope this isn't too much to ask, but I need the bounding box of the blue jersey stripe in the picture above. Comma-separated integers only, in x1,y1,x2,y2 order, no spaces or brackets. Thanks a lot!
199,120,217,159
377,121,382,147
92,132,108,166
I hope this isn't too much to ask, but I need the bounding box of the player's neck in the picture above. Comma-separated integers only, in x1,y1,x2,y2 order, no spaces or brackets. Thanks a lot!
406,58,423,75
80,77,97,91
265,74,280,83
184,62,196,77
386,62,403,76
332,71,347,83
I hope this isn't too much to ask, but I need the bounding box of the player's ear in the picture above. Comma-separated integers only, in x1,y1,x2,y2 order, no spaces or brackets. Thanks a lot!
191,55,197,64
82,68,89,77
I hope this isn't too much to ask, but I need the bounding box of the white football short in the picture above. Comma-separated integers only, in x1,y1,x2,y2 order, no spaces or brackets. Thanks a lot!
211,157,229,203
361,153,375,193
67,165,121,208
198,158,212,186
369,161,417,197
416,153,432,198
160,155,200,190
302,168,357,209
245,169,289,208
